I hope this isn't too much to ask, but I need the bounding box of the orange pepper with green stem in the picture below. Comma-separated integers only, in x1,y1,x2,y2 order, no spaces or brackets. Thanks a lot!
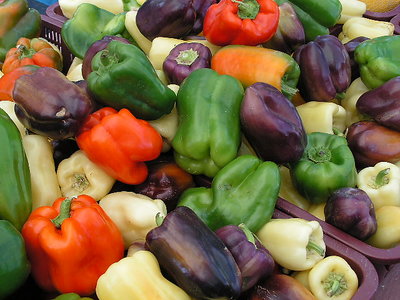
211,45,300,99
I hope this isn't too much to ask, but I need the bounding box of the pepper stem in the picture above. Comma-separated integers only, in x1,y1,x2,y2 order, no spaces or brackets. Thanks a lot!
280,81,298,99
232,0,260,20
306,240,325,257
155,212,165,226
239,223,256,245
51,197,74,229
17,45,35,59
175,49,199,66
307,146,331,164
72,174,90,193
324,273,347,297
375,168,390,188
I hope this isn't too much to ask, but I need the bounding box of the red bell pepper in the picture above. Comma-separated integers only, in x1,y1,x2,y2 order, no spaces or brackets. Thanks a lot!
76,107,163,185
203,0,280,46
21,195,124,295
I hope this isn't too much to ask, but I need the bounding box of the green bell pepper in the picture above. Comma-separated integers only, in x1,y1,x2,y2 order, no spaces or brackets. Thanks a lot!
0,220,30,299
0,108,31,231
88,40,176,120
61,3,137,59
172,68,244,177
354,35,400,90
52,293,93,300
178,155,281,232
0,0,41,62
274,0,342,41
289,132,357,204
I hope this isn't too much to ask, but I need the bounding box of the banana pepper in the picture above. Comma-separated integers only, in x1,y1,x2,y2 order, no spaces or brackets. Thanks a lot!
357,162,400,211
99,191,167,249
367,206,400,249
257,218,326,271
23,134,62,210
341,77,369,127
124,10,152,54
339,17,394,43
279,166,311,211
337,0,366,24
57,150,115,201
0,100,26,136
296,101,347,135
96,250,191,300
308,255,358,300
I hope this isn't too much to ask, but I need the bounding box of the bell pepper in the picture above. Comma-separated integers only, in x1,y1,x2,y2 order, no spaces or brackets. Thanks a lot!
338,17,394,43
2,37,63,74
52,293,93,300
274,0,342,41
337,0,367,24
367,205,400,249
178,155,280,232
340,77,369,127
307,203,326,220
0,220,30,299
296,101,347,135
202,0,279,46
344,36,370,81
354,35,400,89
256,218,326,271
66,57,83,82
211,45,300,99
76,107,162,185
23,134,62,210
21,195,125,295
146,206,242,299
357,162,400,210
293,35,351,102
290,132,357,204
0,100,26,136
87,40,176,120
57,150,115,201
99,191,167,248
0,0,41,62
172,68,243,177
0,107,31,231
308,256,358,300
0,64,39,101
279,166,311,210
124,10,152,54
61,3,137,59
96,250,192,300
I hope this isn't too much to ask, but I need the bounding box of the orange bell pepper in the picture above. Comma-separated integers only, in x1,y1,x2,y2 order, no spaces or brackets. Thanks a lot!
21,195,124,295
211,45,300,98
2,37,62,74
76,107,163,185
0,64,39,100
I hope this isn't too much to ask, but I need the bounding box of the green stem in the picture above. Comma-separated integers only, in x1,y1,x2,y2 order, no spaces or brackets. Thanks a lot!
280,81,298,99
307,146,331,164
239,223,256,245
324,273,347,297
232,0,260,20
375,168,390,188
17,45,35,59
327,279,341,297
306,240,325,256
51,197,74,229
175,49,199,66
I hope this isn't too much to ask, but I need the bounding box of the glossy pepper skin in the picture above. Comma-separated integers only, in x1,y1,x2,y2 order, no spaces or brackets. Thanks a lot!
172,68,244,178
21,195,125,295
76,107,163,185
290,132,357,204
88,40,176,120
178,155,280,232
0,0,41,62
146,206,242,300
343,36,369,81
274,0,342,41
13,67,94,140
0,64,39,101
203,0,280,46
293,35,351,102
0,108,31,231
240,82,306,164
0,220,30,299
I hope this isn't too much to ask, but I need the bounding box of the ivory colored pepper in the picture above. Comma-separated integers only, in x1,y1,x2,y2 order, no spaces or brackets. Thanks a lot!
337,0,367,24
257,218,326,271
340,77,369,127
338,17,394,43
0,100,26,136
367,206,400,249
279,166,311,211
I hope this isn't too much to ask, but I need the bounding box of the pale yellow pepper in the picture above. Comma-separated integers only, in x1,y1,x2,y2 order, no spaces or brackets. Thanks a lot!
99,191,167,249
0,101,26,137
292,269,312,291
307,203,326,221
367,206,400,249
308,256,358,300
96,250,192,300
257,218,326,271
125,10,152,54
296,101,347,135
338,0,367,24
338,17,394,43
340,77,369,127
59,0,124,19
22,135,62,209
357,162,400,210
66,57,83,82
57,150,115,201
279,166,311,211
0,70,3,78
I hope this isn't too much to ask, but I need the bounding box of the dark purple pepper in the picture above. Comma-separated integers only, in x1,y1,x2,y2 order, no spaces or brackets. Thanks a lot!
356,76,400,131
324,187,377,241
344,36,369,81
215,224,275,292
51,139,80,168
82,35,131,79
240,82,306,164
163,42,212,85
136,0,196,40
191,0,217,34
363,5,400,21
146,206,242,299
13,67,94,140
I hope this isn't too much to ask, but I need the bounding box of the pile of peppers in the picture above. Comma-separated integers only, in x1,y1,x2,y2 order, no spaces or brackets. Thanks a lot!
2,0,400,299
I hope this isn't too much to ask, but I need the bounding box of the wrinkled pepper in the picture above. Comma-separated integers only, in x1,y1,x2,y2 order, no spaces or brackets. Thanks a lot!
88,40,176,120
0,0,41,62
0,220,30,299
354,35,400,89
76,107,163,185
21,195,125,295
172,68,244,177
211,45,300,99
178,155,280,232
290,132,357,204
0,65,39,100
0,107,31,231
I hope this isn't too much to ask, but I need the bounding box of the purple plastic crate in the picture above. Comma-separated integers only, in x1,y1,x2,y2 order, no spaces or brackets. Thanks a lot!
45,2,68,24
